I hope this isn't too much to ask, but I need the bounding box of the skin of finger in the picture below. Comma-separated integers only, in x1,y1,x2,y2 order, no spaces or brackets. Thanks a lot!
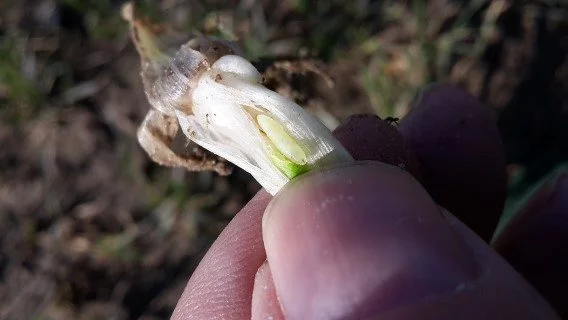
263,162,479,320
171,115,417,318
398,84,507,241
172,101,507,318
171,190,271,320
365,209,560,320
333,114,422,181
252,261,285,320
493,173,568,318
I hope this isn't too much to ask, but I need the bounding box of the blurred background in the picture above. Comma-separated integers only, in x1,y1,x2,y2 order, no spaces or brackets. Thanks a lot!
0,0,567,319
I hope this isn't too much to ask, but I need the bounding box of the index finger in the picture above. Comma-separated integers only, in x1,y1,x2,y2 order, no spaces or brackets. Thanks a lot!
171,190,271,320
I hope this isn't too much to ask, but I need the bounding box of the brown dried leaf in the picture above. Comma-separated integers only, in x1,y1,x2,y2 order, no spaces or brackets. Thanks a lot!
137,110,231,175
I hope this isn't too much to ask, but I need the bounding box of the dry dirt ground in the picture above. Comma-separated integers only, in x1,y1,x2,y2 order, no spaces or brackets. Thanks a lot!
0,1,567,319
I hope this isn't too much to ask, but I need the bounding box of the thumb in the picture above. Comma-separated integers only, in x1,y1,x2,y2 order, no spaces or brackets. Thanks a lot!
256,162,557,320
260,162,476,319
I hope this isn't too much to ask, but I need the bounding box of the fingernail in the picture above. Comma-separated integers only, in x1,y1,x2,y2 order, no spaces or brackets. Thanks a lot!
263,162,478,320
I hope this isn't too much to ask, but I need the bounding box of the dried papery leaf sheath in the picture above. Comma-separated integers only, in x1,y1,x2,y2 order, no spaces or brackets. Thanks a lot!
123,3,353,194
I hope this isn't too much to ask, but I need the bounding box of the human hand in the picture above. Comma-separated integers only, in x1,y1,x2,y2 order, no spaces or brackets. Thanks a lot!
171,85,563,319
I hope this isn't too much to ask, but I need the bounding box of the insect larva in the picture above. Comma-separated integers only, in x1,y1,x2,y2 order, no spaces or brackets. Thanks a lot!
256,114,307,165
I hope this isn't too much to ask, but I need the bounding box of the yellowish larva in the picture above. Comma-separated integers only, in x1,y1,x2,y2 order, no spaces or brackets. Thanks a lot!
256,114,308,166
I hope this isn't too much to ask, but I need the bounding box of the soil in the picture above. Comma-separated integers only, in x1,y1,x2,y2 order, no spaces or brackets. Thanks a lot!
0,1,566,319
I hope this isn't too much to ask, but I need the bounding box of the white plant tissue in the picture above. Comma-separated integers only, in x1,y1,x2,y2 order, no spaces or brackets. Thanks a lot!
177,55,353,194
124,3,353,195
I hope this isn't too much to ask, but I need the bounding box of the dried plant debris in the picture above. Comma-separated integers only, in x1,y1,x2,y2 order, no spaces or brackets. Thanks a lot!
137,109,232,175
122,3,232,176
262,59,333,102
